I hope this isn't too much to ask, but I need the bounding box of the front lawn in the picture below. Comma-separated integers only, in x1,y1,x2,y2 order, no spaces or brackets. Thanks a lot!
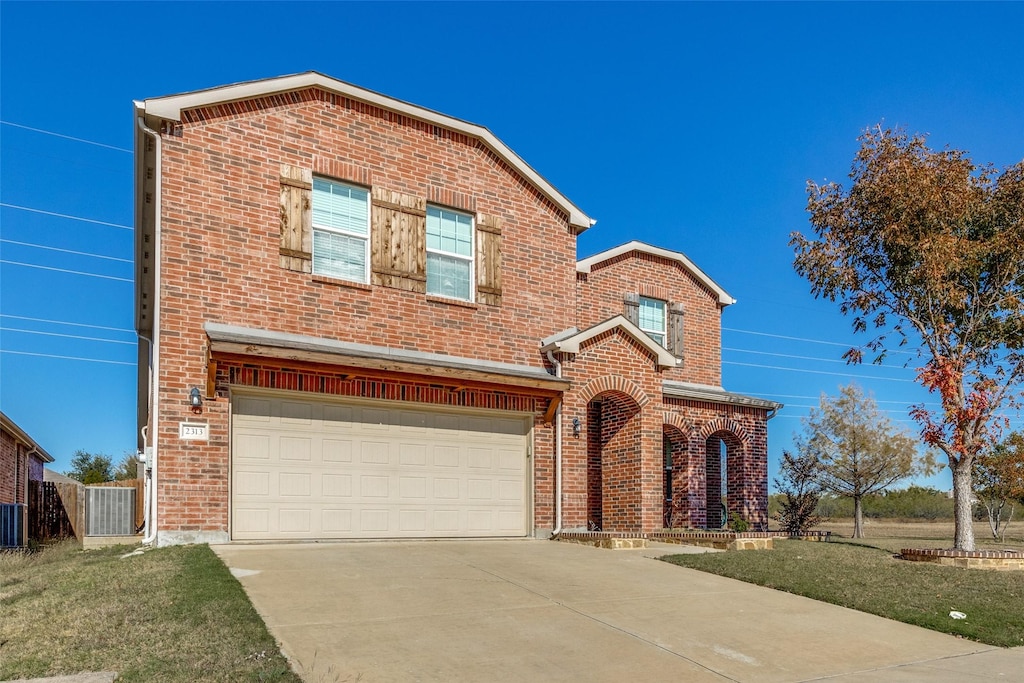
0,542,300,682
662,539,1024,647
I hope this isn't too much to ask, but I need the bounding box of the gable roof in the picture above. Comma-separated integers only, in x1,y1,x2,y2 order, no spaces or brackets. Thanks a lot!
541,315,680,369
577,240,735,306
134,71,595,233
0,411,54,463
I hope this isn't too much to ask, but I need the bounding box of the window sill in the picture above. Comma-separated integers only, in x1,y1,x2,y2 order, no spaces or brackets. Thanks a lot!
426,294,478,310
312,275,373,291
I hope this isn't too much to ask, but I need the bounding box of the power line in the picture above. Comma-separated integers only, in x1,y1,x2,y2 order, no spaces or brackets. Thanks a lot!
731,390,940,407
0,327,137,345
724,360,917,383
723,326,919,356
0,314,133,334
0,349,134,366
0,260,133,282
1,239,132,263
723,346,915,371
0,203,132,230
0,120,132,153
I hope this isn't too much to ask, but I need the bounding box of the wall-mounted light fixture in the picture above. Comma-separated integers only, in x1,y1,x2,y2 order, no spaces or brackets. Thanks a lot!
189,387,203,414
571,417,581,439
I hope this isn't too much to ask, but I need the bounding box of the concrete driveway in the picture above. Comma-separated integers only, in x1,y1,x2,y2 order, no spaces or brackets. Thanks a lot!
214,540,1021,682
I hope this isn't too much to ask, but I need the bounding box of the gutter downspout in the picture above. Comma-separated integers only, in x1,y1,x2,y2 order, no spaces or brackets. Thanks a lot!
545,350,563,538
137,115,161,546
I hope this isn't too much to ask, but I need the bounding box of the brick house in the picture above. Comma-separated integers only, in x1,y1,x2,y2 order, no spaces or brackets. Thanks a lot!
133,72,779,546
1,411,53,506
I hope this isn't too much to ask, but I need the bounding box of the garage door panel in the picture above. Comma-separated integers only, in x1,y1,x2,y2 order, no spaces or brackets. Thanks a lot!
232,394,529,540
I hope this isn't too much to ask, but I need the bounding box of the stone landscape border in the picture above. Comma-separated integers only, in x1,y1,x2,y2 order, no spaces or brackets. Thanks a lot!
554,529,833,551
899,547,1024,571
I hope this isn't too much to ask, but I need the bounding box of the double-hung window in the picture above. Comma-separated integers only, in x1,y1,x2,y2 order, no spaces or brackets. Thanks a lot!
638,296,667,346
426,206,473,301
312,178,370,282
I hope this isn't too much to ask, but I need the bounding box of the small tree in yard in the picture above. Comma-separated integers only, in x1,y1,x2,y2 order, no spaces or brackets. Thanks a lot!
65,450,115,484
773,450,822,534
792,125,1024,550
797,384,937,539
974,432,1024,541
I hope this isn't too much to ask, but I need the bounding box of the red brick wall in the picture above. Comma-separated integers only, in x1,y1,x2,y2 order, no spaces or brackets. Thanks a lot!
0,429,20,504
154,89,578,535
576,252,723,387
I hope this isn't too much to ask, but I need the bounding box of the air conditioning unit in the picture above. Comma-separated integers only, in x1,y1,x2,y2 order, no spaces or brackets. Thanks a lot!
86,487,136,536
0,503,26,547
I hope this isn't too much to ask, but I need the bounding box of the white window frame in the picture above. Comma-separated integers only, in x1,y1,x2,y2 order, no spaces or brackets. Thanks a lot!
639,296,667,347
311,177,371,284
426,205,475,301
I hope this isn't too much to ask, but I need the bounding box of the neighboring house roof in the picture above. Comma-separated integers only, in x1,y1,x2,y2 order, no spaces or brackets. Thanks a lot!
540,316,680,369
43,468,81,485
204,322,569,392
0,411,54,462
577,240,736,307
134,71,595,234
662,381,782,413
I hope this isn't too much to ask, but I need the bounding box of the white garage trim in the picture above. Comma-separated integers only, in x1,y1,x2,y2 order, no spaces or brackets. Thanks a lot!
229,388,533,541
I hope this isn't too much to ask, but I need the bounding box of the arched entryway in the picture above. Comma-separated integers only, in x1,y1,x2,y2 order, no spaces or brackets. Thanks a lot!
662,425,688,529
586,390,643,531
704,430,744,529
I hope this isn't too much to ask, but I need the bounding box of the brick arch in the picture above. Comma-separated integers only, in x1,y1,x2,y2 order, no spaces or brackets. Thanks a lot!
662,412,692,438
578,375,650,407
696,417,750,448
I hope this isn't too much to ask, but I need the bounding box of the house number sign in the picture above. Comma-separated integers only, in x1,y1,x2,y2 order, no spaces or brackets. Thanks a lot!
179,422,209,441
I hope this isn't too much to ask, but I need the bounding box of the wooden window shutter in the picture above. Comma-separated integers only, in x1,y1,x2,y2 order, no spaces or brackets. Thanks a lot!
624,293,640,325
476,214,503,306
668,302,685,359
370,187,427,292
279,165,313,273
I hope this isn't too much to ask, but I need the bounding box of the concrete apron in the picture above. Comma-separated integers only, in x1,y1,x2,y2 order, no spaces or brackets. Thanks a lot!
214,539,1021,682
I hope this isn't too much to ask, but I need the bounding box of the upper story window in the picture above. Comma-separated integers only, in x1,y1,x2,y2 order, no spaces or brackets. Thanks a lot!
312,178,370,282
426,206,474,301
638,296,666,346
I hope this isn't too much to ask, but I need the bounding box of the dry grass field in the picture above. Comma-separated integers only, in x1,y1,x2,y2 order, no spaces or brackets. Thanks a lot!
812,519,1024,553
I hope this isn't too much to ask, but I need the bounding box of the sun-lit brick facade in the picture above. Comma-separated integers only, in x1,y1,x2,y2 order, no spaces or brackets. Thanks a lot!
135,73,777,545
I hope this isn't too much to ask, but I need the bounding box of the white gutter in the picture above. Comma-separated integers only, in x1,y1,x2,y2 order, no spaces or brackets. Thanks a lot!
137,115,161,546
545,350,563,537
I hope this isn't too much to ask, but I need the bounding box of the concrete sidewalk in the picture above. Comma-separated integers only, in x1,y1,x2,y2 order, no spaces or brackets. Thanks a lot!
214,539,1023,682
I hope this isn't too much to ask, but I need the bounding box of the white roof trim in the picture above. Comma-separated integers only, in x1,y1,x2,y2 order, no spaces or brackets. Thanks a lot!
540,315,679,368
0,411,54,462
576,240,735,306
662,380,783,411
138,72,594,233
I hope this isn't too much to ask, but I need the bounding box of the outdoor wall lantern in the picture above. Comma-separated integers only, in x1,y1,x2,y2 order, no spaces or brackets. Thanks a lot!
571,417,581,439
189,387,203,413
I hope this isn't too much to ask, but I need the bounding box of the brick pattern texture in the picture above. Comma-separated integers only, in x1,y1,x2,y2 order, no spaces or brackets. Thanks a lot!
150,83,771,538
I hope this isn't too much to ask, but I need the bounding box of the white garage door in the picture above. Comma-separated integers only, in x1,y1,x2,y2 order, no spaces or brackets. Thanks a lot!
231,392,531,540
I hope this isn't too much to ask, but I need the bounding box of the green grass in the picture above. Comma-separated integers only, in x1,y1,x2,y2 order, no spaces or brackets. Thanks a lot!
0,541,301,682
662,539,1024,648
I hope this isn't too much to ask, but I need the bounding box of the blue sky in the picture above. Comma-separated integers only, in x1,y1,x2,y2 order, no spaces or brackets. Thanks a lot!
2,2,1022,490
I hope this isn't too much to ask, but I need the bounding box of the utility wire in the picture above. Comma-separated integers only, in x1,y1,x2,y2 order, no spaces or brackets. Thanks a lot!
723,346,915,370
0,203,132,230
723,326,919,356
0,349,134,366
0,260,133,282
724,360,917,383
0,120,132,153
1,239,132,263
0,314,133,333
0,327,137,345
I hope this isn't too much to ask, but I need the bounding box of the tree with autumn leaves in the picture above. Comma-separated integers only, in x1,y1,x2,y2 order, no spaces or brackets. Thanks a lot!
792,126,1024,551
975,432,1024,541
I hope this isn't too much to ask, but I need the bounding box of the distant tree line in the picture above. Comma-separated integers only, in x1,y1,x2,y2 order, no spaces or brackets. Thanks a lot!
770,486,955,522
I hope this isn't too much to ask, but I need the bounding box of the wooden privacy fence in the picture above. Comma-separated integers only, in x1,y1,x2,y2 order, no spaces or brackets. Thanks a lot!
27,480,77,543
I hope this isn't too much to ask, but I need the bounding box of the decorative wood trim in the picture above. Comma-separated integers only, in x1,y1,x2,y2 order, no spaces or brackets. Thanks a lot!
371,198,427,216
